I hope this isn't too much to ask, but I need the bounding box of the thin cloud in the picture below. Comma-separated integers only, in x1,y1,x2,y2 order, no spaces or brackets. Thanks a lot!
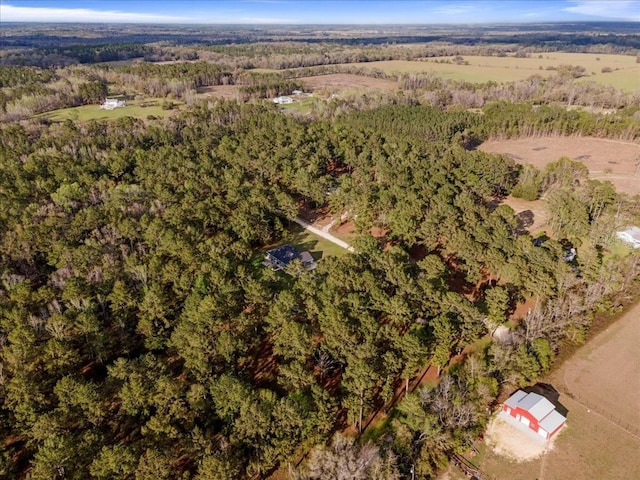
237,16,300,24
431,4,476,16
0,4,191,23
563,0,640,20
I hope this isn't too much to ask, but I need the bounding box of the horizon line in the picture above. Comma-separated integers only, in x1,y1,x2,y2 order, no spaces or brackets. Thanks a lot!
2,20,639,25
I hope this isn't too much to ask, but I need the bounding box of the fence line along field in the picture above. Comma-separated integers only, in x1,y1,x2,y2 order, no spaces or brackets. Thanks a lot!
478,136,640,196
337,52,640,90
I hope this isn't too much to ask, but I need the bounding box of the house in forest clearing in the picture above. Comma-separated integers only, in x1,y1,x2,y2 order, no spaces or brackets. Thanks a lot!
616,226,640,249
263,244,317,271
100,98,125,109
501,390,566,441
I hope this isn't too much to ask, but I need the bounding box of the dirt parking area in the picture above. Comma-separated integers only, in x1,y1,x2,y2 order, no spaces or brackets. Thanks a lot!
501,195,549,234
484,415,556,462
479,136,640,196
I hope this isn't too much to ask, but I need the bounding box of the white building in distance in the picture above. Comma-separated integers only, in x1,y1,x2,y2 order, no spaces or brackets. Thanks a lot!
100,98,126,110
616,226,640,249
273,96,294,104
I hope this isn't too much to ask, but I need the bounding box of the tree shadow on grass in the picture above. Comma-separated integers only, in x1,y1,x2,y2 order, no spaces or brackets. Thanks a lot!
516,209,535,234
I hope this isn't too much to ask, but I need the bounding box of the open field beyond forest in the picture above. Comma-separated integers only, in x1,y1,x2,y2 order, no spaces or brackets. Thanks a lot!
447,299,640,480
479,136,640,196
197,84,241,100
298,73,398,92
197,74,398,101
337,52,640,90
36,98,179,122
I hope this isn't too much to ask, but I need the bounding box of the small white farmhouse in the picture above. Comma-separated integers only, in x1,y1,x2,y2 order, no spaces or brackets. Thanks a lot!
616,226,640,249
273,96,294,104
100,98,126,110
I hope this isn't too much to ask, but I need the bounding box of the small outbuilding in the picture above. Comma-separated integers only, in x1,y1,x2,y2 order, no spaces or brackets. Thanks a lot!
263,244,317,271
100,98,125,110
273,96,294,104
502,390,566,440
616,226,640,249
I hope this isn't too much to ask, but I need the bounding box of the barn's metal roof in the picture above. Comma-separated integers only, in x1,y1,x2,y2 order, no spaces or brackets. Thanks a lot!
504,390,527,408
517,392,555,420
539,409,566,434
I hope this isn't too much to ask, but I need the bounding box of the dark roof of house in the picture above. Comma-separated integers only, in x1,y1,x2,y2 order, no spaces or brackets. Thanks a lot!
267,244,302,265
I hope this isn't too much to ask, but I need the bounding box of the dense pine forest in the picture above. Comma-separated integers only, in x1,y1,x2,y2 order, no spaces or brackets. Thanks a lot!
1,22,640,480
1,98,639,479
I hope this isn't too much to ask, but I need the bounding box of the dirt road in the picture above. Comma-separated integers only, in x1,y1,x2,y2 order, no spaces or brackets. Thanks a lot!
293,217,355,252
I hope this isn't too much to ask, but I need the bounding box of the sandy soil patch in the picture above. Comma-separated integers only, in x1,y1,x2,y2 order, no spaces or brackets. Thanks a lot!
485,415,556,462
479,136,640,196
298,73,398,92
501,195,549,234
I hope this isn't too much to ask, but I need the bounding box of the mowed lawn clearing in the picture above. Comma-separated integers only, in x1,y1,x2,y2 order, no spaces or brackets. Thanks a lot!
36,99,179,122
479,136,640,196
449,299,640,480
282,221,350,261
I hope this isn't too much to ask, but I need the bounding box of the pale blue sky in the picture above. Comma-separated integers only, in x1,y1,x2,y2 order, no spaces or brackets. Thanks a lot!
1,1,639,24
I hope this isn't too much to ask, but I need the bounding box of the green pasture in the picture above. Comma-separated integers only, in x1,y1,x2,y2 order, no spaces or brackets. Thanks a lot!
582,66,640,92
335,52,639,91
36,98,180,122
277,96,317,114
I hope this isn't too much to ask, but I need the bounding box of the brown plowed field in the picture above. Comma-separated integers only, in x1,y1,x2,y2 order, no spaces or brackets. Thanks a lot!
298,73,398,92
480,136,640,196
196,84,241,99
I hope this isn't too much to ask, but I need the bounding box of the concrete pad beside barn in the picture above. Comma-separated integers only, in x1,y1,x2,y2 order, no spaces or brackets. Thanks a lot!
485,413,560,462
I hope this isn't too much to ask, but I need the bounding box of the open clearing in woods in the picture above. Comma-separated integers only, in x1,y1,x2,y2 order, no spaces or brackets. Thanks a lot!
196,74,398,101
479,136,640,196
448,300,640,480
36,98,178,122
298,73,398,92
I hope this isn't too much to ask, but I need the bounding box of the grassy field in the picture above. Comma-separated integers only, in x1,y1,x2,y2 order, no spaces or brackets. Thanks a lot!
335,52,639,90
36,98,180,122
277,96,318,114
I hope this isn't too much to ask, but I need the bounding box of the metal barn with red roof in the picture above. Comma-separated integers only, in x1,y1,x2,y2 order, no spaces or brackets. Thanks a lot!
502,390,566,440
